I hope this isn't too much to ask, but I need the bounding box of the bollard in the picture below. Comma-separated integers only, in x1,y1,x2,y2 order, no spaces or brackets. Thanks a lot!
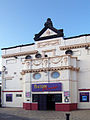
66,113,70,120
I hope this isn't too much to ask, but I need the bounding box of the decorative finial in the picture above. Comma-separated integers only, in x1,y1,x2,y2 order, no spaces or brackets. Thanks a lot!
44,18,53,27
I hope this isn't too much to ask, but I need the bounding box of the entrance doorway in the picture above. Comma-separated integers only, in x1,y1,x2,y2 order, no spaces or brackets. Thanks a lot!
47,94,55,110
38,94,47,110
38,94,55,110
32,94,62,110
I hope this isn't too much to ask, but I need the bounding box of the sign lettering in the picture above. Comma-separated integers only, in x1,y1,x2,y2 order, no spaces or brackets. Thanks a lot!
32,83,62,92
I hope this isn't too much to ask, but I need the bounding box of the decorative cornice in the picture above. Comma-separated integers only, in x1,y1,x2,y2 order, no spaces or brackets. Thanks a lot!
25,54,77,62
42,49,56,52
21,66,80,75
5,76,14,80
2,50,38,58
37,40,60,48
60,42,90,50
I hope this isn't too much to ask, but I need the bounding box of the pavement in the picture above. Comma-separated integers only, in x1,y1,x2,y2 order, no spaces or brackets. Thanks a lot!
0,108,90,120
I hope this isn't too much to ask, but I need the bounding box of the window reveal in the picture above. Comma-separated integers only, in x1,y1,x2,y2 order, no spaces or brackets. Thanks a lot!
16,94,22,97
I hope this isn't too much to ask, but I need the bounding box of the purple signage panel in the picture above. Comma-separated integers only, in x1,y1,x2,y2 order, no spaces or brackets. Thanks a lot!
32,83,62,92
6,94,12,102
80,92,89,102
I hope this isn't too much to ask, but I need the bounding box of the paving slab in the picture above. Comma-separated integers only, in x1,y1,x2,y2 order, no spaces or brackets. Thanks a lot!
0,108,90,120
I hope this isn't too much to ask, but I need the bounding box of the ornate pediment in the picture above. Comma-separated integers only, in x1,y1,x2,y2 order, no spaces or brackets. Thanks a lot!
34,18,64,41
40,28,57,38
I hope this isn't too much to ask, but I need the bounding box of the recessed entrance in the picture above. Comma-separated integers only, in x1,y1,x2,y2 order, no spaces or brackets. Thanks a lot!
47,94,55,110
32,94,62,110
38,94,47,110
38,94,55,110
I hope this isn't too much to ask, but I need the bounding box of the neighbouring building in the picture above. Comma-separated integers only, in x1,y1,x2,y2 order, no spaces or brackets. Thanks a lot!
1,18,90,111
0,71,1,106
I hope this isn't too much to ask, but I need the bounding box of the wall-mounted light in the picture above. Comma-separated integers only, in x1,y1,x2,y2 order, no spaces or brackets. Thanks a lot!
2,66,6,71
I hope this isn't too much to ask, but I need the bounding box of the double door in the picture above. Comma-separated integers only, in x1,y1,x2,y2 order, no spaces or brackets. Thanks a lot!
38,94,55,110
32,94,62,110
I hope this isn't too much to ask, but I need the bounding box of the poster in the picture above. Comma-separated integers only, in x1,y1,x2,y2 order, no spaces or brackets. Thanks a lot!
26,92,31,98
80,92,89,102
64,91,70,97
6,94,12,102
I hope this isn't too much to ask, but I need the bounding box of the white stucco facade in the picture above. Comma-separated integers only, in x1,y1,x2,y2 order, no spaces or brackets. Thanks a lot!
1,18,90,111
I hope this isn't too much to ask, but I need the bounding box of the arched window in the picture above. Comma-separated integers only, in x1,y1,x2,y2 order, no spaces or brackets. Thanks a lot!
25,55,32,59
35,53,42,58
65,49,73,55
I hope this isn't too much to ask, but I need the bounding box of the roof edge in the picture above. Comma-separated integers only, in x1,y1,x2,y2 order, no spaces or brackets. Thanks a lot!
1,43,35,50
64,34,90,40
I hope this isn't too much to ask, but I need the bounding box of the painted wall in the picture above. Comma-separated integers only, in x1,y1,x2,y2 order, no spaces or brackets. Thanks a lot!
1,32,90,109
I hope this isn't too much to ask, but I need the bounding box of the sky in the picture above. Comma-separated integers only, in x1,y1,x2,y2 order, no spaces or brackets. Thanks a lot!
0,0,90,70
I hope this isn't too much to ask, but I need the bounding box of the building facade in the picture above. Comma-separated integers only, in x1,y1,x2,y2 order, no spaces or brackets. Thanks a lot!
0,71,2,106
1,18,90,111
